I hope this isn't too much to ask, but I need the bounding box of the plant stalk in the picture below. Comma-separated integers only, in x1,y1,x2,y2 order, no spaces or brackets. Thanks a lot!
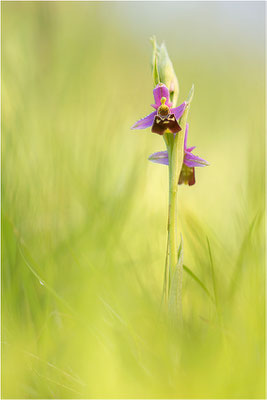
162,87,193,305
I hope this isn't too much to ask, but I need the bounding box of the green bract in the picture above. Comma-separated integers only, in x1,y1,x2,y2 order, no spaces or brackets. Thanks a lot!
150,36,179,106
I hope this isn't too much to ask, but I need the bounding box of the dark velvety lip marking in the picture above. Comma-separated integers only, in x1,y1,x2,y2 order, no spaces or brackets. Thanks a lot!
151,114,182,135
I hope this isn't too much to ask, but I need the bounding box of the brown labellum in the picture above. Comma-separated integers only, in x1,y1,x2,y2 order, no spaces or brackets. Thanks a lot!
178,165,196,186
151,114,182,135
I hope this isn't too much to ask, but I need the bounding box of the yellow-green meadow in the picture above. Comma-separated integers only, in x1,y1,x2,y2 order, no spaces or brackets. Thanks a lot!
2,2,265,398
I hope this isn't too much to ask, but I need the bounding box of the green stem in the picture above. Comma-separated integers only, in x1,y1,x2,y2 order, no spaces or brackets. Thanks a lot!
162,86,194,310
167,112,188,306
163,132,180,292
162,133,173,303
168,173,178,281
168,126,185,282
162,223,169,305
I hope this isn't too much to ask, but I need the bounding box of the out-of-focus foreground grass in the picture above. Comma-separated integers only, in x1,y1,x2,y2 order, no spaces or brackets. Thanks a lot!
2,2,265,399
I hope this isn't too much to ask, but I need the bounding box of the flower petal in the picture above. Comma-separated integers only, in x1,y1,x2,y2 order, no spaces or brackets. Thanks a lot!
171,102,187,121
131,111,156,130
148,150,169,165
187,146,196,153
152,84,172,109
184,124,196,152
184,152,209,168
184,123,189,149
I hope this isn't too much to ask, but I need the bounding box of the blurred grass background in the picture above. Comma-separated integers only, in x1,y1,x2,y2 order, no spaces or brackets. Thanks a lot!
2,1,265,398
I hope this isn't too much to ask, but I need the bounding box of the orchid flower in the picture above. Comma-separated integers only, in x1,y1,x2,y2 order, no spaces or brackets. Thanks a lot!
131,83,187,135
148,124,209,185
131,38,210,315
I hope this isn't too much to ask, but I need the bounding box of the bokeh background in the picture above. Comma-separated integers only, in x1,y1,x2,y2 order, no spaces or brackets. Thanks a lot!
2,1,265,398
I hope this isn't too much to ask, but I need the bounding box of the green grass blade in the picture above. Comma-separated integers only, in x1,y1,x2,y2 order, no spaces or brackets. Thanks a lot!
183,264,214,303
168,237,183,322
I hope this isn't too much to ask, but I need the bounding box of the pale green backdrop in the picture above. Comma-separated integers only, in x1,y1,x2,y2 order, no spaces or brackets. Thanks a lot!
2,2,265,398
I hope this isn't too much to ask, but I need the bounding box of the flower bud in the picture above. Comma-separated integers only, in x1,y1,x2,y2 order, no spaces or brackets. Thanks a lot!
150,36,160,87
150,37,179,107
158,42,179,107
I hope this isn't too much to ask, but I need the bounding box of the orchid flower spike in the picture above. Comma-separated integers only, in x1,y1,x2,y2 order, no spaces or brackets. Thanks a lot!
148,124,209,185
131,83,187,135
